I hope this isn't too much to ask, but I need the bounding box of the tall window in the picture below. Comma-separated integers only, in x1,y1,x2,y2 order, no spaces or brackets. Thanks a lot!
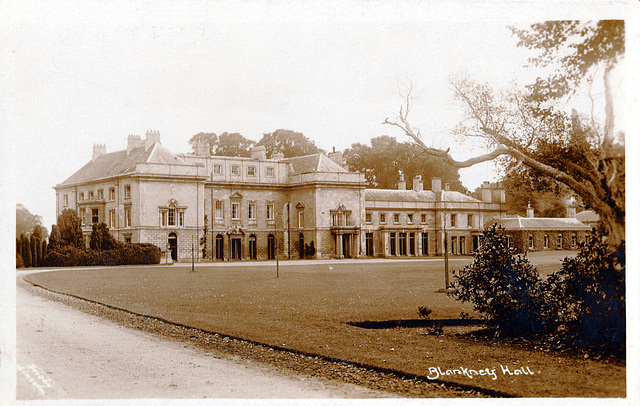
365,213,372,223
421,213,427,223
557,234,563,249
571,234,577,248
544,235,549,249
124,185,131,199
79,192,84,201
380,213,386,224
80,208,86,225
63,194,69,206
91,208,99,224
422,232,428,255
159,200,184,227
529,234,534,250
266,202,274,220
330,205,352,226
393,213,400,223
390,233,396,256
215,200,224,220
88,191,94,200
109,209,115,228
248,202,256,221
109,187,115,200
468,214,474,228
98,189,104,200
450,213,456,227
168,208,175,225
232,202,240,219
125,207,131,227
298,210,304,228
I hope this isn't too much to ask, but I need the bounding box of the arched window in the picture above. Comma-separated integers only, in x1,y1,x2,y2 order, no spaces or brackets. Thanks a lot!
267,234,276,259
159,199,185,227
249,234,257,260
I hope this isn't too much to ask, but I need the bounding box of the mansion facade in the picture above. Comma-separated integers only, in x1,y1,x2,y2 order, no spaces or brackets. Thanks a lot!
54,131,507,262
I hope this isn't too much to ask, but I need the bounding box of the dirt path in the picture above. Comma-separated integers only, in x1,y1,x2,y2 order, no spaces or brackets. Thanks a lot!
16,274,396,400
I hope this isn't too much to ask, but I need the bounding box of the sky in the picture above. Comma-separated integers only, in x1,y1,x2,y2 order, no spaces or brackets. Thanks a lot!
2,0,635,232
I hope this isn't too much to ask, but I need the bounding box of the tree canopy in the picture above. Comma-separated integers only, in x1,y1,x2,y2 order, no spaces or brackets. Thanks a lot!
383,20,625,244
344,135,464,191
188,132,255,157
57,209,84,249
257,129,324,158
16,204,48,239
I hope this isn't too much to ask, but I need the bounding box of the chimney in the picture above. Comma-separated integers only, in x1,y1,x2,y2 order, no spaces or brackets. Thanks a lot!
145,130,161,150
251,145,267,160
127,134,142,154
272,152,285,160
444,182,450,191
481,181,492,203
566,197,576,218
328,147,344,167
431,177,441,192
397,173,406,190
92,143,106,161
413,175,423,192
526,202,534,218
194,139,210,156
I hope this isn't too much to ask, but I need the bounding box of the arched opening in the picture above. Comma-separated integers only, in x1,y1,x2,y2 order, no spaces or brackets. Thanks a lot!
267,234,275,259
168,232,178,261
215,234,224,260
249,234,257,260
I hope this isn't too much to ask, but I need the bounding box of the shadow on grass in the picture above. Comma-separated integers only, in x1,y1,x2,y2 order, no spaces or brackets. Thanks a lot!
347,318,484,329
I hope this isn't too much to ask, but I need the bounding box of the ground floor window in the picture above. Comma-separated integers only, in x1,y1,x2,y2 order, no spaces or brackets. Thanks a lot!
389,233,396,256
267,234,275,259
249,234,257,259
544,235,549,249
215,234,224,260
365,232,374,256
529,235,534,250
409,232,415,256
399,233,407,256
421,233,428,255
557,234,563,249
459,236,465,255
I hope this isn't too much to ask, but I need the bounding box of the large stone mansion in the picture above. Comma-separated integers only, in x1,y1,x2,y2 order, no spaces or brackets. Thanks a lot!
54,131,510,261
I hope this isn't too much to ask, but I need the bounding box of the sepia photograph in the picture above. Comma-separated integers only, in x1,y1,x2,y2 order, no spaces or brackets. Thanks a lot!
2,0,637,404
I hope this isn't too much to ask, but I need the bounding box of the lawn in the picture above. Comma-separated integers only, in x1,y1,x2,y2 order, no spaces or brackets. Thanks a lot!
25,252,625,397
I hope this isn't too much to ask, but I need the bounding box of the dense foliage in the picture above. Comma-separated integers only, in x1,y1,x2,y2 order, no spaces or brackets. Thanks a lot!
449,225,625,354
257,129,324,158
448,225,547,336
44,243,161,267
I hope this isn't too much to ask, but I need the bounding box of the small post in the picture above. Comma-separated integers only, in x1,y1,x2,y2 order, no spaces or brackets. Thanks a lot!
276,239,279,278
192,241,195,272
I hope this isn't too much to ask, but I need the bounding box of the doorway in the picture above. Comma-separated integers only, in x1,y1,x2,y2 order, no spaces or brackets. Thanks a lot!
342,234,350,258
231,237,242,260
267,234,275,259
215,234,224,260
249,234,257,260
299,233,304,259
168,233,177,261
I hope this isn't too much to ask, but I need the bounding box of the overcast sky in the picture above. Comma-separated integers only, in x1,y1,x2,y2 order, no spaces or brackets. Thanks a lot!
3,0,634,231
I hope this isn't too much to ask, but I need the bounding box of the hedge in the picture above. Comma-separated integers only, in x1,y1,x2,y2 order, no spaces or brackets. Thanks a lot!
43,243,161,267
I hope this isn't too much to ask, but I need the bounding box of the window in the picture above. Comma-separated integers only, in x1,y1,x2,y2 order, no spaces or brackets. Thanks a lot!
88,191,94,200
380,213,386,224
91,208,99,224
450,213,456,228
248,202,256,220
330,205,352,226
109,209,115,228
247,166,256,176
168,208,175,226
213,164,222,175
571,234,577,248
529,235,534,250
231,165,240,175
407,213,413,224
507,236,514,249
409,233,416,255
394,213,400,223
557,234,563,249
124,235,131,244
179,212,184,227
390,233,396,256
109,187,115,200
468,214,474,228
124,185,131,199
125,207,131,227
97,189,104,200
399,233,407,255
63,194,69,206
79,192,84,201
232,202,240,219
544,235,549,249
365,213,372,223
215,200,224,220
159,200,184,227
160,211,166,226
421,213,427,223
298,210,304,228
80,208,86,225
266,202,274,220
422,232,428,255
266,167,275,177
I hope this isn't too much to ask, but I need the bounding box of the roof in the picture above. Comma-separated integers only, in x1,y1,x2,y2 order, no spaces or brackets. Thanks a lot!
490,216,591,231
365,189,479,203
575,210,600,224
57,143,185,186
284,154,348,173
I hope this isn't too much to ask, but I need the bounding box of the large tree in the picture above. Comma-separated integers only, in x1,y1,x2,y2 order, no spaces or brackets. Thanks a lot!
57,209,84,249
384,20,625,245
257,129,324,158
188,132,218,154
16,204,48,239
344,135,464,191
213,132,255,157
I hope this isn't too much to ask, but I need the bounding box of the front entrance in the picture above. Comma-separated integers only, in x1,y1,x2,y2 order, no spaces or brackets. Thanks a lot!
267,234,276,259
342,234,350,258
215,234,224,260
365,232,373,256
299,233,304,259
249,234,257,260
168,232,177,261
231,237,242,260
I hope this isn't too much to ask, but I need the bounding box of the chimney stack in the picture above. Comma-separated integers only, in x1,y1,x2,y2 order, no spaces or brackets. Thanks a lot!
194,139,210,156
328,147,345,167
251,145,267,160
272,152,285,160
481,181,492,203
397,173,406,190
444,182,450,191
127,134,142,154
92,143,106,161
145,130,161,150
566,197,577,218
431,177,441,192
413,175,423,191
526,202,535,218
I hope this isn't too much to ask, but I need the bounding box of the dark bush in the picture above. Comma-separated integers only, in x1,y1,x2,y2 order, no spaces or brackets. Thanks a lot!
16,253,24,268
541,229,625,348
44,242,161,267
22,234,31,268
448,225,548,336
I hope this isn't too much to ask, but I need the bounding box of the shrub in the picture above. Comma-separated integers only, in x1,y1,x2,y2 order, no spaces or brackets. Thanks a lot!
44,242,162,267
22,234,31,268
16,253,24,268
541,229,625,348
448,225,547,336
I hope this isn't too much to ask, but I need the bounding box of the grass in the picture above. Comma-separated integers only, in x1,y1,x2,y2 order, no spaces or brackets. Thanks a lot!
25,252,625,397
